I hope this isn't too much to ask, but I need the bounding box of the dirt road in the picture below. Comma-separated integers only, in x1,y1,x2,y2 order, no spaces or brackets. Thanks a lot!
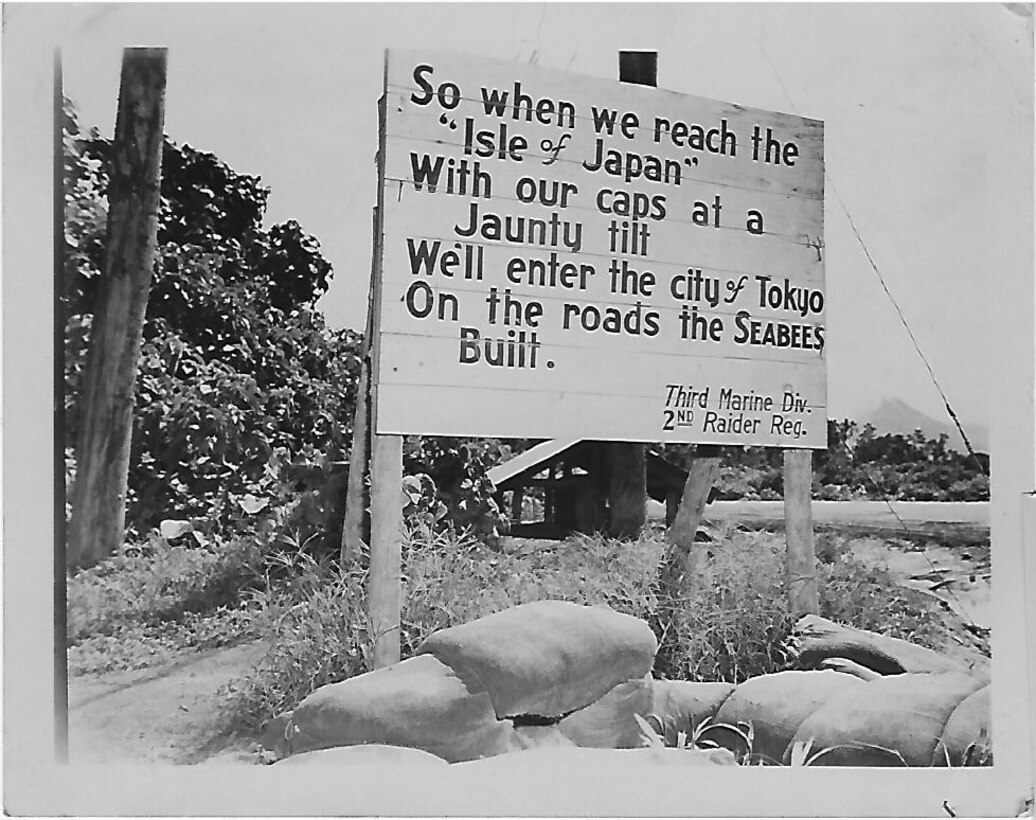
68,641,265,765
645,499,990,525
704,500,989,525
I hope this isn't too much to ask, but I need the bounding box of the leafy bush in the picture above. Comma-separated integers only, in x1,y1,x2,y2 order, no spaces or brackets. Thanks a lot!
401,437,520,537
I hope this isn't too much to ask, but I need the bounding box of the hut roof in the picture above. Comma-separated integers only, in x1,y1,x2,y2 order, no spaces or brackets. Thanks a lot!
487,439,581,487
488,440,689,502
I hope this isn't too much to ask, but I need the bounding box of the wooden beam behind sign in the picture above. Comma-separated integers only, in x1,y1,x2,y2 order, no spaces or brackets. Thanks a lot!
373,50,826,448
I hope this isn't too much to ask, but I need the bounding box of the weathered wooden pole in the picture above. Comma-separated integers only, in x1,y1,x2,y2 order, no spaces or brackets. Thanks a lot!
667,444,722,580
341,207,380,566
340,356,369,564
607,50,654,540
366,92,404,669
369,433,403,667
67,48,166,571
784,448,819,616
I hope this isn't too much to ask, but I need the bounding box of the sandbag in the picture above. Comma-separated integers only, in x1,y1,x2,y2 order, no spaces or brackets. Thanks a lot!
714,670,865,764
792,614,977,676
418,600,657,718
286,654,513,763
648,680,735,741
453,744,736,777
789,671,986,766
932,684,991,766
259,711,294,760
507,725,579,753
557,675,653,748
276,744,448,767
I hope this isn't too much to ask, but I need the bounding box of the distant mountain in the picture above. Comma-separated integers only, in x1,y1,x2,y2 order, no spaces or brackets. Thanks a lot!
862,398,988,453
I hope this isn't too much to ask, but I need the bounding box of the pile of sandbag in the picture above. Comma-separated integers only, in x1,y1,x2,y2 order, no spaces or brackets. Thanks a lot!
678,668,990,766
270,600,732,765
264,603,991,767
640,615,992,766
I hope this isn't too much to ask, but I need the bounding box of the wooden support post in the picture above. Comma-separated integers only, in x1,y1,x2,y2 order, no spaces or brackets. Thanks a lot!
365,84,404,668
666,444,721,580
512,485,524,523
665,489,680,528
340,359,369,565
606,441,647,538
341,207,381,565
784,448,819,616
369,433,403,668
67,48,166,571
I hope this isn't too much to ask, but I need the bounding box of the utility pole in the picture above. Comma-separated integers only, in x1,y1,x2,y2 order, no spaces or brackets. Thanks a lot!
609,51,653,540
67,48,167,570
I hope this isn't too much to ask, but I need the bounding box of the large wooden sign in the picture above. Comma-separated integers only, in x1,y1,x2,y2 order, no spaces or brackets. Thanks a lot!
373,50,826,447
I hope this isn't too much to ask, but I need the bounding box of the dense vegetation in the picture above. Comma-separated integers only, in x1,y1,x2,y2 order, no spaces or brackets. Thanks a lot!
64,105,990,742
64,100,362,545
691,419,989,503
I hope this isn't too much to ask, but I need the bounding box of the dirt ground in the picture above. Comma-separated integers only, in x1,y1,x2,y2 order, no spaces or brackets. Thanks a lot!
68,640,266,765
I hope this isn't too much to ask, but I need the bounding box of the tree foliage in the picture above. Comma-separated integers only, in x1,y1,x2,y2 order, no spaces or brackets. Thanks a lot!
662,420,988,502
64,99,361,536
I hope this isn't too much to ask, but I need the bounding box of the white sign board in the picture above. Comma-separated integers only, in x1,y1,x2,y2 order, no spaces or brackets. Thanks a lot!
373,50,826,447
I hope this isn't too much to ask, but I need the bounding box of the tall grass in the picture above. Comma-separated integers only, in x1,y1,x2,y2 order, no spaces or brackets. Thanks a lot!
652,527,795,682
400,526,660,654
68,537,262,643
218,547,374,731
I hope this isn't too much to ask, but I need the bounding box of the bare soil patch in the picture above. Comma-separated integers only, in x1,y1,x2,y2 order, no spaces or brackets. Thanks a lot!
68,640,266,765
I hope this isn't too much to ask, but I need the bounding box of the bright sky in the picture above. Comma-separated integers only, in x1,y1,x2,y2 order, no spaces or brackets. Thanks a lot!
20,2,1034,428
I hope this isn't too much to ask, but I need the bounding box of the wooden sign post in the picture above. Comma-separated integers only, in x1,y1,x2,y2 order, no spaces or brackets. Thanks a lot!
368,433,403,667
368,92,406,668
784,448,819,615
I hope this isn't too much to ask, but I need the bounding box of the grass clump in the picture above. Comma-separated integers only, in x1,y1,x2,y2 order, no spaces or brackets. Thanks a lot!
218,547,373,731
652,525,957,683
401,526,660,652
68,537,261,642
818,551,949,649
652,527,794,683
67,536,263,674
